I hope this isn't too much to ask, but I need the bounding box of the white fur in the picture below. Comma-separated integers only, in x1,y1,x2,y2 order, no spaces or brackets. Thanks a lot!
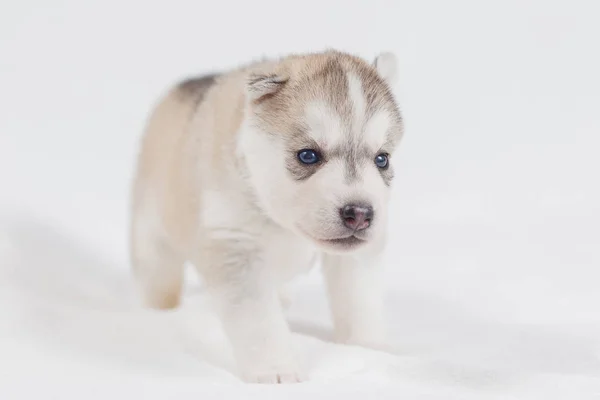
347,73,367,138
200,224,313,383
196,199,317,382
201,190,241,230
364,110,392,150
304,100,345,148
322,250,387,347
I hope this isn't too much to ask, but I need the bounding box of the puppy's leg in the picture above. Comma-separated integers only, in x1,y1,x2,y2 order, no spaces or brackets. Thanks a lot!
130,207,184,310
322,252,387,349
200,238,303,384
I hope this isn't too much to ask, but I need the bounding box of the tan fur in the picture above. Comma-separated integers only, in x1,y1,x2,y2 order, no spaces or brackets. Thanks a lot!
130,68,247,307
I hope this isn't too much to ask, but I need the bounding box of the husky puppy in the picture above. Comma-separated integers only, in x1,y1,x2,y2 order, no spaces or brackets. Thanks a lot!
130,49,403,383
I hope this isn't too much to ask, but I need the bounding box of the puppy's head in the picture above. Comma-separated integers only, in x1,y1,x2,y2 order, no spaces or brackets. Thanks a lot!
239,51,403,253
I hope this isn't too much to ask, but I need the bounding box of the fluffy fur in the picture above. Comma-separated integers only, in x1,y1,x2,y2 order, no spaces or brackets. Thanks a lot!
130,49,404,383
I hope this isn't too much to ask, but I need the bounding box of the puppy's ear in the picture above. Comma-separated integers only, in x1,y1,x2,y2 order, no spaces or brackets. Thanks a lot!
246,73,288,102
373,52,399,87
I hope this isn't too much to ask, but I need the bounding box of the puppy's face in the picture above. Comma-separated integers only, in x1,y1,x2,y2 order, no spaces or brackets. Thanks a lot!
239,52,403,253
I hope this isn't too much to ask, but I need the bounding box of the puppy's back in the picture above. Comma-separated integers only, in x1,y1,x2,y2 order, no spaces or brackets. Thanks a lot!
130,74,219,256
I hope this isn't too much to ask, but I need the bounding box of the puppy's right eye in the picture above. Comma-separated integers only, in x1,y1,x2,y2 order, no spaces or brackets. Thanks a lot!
297,149,320,165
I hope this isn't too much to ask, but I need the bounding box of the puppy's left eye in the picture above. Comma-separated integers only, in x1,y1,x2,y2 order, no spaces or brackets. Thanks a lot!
297,149,321,165
374,153,389,169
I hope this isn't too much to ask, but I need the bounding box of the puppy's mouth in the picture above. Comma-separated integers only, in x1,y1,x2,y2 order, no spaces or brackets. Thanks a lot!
297,226,368,251
318,235,366,250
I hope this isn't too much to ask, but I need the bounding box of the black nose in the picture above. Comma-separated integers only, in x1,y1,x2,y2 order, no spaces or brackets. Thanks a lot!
340,204,374,231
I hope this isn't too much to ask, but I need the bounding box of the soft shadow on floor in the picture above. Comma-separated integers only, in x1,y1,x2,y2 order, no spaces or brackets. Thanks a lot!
0,217,237,379
285,280,600,391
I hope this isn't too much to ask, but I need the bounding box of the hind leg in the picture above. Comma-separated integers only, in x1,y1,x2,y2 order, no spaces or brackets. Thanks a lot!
130,208,184,310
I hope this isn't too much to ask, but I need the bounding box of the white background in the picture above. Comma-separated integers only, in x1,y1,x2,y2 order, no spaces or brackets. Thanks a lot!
1,1,599,399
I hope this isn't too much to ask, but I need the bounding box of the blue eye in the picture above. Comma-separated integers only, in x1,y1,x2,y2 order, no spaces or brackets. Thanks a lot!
297,149,320,164
375,153,389,169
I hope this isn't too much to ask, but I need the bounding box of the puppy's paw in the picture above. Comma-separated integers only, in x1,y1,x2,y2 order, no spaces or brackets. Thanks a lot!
241,366,306,384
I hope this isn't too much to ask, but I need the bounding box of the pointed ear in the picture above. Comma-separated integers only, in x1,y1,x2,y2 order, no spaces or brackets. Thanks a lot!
373,52,399,87
246,73,288,102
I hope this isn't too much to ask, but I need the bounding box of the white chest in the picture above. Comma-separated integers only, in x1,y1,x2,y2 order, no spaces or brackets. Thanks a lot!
261,229,317,284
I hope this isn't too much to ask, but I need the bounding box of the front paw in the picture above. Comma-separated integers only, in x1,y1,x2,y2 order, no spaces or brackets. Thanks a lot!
241,366,306,384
